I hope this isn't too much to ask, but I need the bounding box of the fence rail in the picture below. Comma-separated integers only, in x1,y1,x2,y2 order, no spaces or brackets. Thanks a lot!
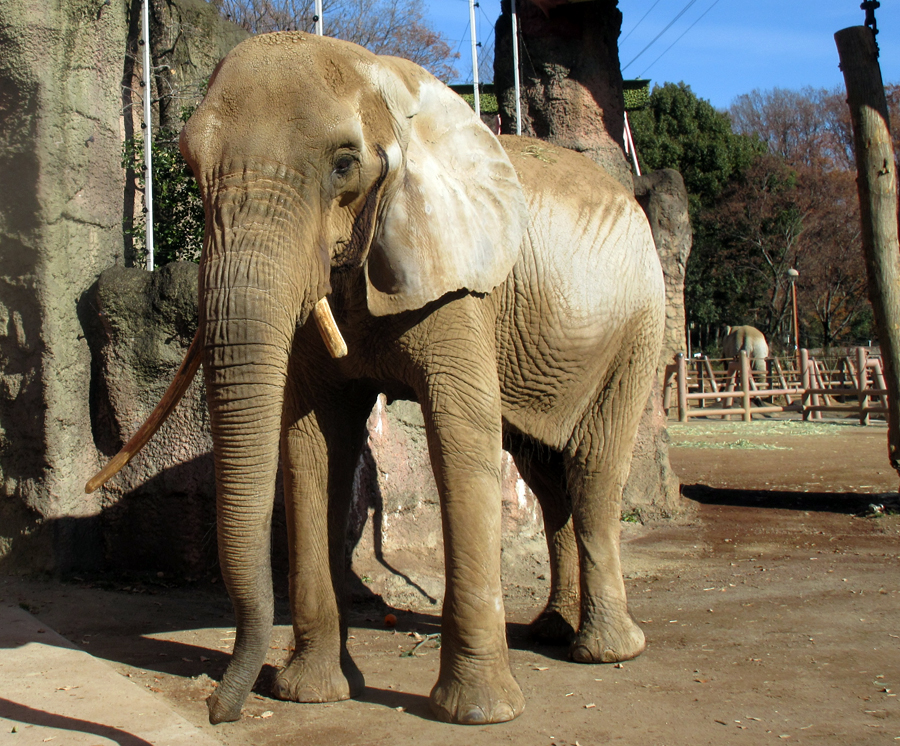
663,347,888,424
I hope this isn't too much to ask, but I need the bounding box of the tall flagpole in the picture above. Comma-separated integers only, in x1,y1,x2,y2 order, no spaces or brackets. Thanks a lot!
469,0,480,116
511,0,522,135
314,0,323,35
141,0,155,271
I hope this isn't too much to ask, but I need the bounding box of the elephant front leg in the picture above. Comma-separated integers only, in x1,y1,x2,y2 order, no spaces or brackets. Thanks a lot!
412,305,524,724
272,391,371,703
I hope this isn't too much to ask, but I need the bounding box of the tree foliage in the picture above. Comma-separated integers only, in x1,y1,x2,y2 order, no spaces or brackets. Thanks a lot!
212,0,459,81
629,82,763,346
629,82,761,208
124,124,204,267
630,80,881,352
725,86,880,350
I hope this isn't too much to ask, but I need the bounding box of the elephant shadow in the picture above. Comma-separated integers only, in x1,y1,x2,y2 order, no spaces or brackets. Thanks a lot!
682,483,885,515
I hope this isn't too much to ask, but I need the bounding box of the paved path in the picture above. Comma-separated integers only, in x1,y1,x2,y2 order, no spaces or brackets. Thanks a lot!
0,603,222,745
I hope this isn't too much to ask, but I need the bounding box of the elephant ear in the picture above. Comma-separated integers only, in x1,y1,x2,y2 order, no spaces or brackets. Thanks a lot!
363,57,528,316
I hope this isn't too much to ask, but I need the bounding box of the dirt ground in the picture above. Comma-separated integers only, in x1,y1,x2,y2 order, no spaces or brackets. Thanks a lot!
3,417,900,745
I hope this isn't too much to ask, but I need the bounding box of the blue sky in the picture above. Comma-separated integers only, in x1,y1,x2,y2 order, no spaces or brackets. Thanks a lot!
423,0,900,109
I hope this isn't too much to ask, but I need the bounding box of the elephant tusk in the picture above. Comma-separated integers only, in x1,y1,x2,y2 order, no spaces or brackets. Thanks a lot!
313,297,348,358
84,330,203,494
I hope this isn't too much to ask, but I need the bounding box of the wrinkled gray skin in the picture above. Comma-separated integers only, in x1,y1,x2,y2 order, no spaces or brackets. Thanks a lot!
179,32,664,726
723,325,769,373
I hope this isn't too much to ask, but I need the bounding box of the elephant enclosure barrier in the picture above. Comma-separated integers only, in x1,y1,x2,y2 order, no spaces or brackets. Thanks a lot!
663,347,889,424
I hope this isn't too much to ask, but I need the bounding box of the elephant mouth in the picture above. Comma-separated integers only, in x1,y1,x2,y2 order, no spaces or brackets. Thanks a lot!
84,296,346,494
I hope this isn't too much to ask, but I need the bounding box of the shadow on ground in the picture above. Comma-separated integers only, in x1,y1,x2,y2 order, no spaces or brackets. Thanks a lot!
682,483,896,514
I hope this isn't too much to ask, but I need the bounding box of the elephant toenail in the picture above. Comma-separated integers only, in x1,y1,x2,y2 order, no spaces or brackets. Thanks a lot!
492,703,516,722
570,644,594,663
460,705,487,724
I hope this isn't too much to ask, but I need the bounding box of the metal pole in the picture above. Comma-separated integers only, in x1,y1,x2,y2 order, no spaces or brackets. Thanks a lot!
141,0,155,271
676,353,688,423
791,279,799,361
623,112,641,176
469,0,480,117
511,0,522,135
315,0,323,35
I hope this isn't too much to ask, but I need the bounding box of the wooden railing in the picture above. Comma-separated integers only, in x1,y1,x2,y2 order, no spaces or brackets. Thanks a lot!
663,348,889,424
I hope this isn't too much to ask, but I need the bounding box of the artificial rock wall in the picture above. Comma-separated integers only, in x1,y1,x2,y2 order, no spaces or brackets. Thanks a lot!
0,0,129,570
0,0,246,571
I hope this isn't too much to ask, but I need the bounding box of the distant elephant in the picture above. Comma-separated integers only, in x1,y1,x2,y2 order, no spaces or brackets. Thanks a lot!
90,32,665,726
723,325,769,373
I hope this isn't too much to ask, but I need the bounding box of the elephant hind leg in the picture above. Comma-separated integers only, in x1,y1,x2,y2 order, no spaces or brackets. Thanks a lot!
565,342,654,664
506,435,579,644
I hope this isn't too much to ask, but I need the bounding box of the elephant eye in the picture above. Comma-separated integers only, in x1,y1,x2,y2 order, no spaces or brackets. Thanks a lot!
333,155,357,179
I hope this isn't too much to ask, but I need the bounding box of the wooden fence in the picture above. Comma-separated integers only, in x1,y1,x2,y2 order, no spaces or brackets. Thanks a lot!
663,347,889,424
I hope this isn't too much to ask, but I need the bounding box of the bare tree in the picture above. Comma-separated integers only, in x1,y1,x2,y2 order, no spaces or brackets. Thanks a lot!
212,0,458,81
729,87,828,168
729,84,900,172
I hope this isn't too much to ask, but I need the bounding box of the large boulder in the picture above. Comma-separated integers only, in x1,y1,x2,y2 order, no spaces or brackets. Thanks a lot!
622,169,694,520
89,263,215,575
86,263,545,598
635,169,693,367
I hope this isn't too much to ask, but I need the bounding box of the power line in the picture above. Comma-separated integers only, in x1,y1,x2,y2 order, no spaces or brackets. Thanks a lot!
453,19,471,59
621,0,700,72
621,0,663,43
639,0,724,77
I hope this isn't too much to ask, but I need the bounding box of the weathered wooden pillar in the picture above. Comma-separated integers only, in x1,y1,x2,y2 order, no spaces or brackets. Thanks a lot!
836,26,900,475
740,351,752,422
857,346,870,426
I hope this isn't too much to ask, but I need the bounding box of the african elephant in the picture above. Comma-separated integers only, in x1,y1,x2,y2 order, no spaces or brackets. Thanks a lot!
723,325,769,373
90,32,665,726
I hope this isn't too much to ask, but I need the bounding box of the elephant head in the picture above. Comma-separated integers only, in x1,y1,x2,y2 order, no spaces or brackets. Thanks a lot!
92,32,528,722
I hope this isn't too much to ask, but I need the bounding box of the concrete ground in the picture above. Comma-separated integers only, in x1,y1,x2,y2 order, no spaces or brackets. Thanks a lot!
1,418,898,745
0,603,220,744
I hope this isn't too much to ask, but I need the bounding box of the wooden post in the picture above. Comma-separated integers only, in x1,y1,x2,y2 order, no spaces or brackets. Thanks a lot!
871,356,889,409
857,346,870,425
676,352,688,423
801,348,811,421
810,358,823,420
836,27,900,474
740,350,752,422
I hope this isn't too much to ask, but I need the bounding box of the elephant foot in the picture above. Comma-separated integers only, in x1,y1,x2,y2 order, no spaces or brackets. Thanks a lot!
272,650,364,703
529,604,578,645
570,615,646,663
429,665,525,724
207,688,244,724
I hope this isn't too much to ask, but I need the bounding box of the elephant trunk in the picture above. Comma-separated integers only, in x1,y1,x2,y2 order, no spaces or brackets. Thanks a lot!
200,242,302,724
